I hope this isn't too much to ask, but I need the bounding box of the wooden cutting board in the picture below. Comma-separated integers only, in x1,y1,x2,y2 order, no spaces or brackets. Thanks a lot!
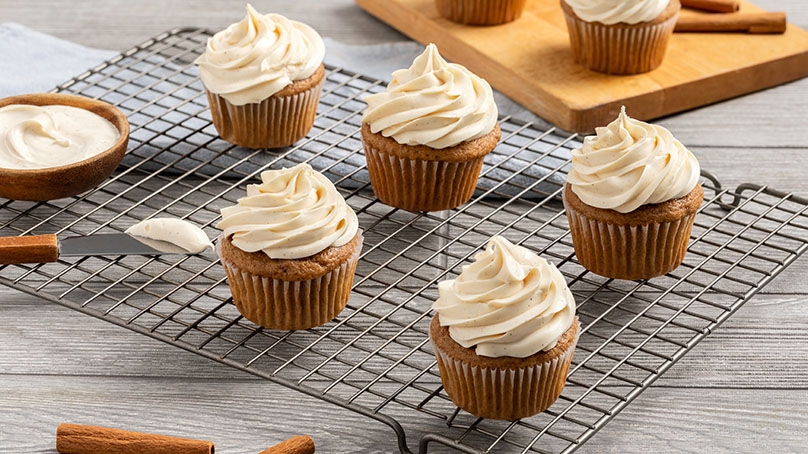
355,0,808,133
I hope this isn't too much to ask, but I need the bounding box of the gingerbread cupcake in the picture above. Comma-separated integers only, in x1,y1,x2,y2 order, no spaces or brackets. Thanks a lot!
362,43,500,212
435,0,527,25
431,236,579,420
195,5,325,148
560,0,680,74
216,163,362,330
564,107,702,280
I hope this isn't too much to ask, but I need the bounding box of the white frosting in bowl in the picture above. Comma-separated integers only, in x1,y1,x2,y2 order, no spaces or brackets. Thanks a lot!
0,104,120,170
126,218,213,254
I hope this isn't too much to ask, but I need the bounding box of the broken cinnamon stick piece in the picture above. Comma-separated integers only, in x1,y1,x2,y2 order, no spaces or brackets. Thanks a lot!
675,12,787,34
258,435,315,454
680,0,740,13
56,423,214,454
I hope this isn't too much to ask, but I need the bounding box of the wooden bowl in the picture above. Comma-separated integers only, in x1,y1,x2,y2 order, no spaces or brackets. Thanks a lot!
0,93,130,201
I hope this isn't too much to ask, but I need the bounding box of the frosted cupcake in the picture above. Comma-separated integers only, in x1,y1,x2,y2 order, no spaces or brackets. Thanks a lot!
560,0,680,74
435,0,527,25
430,236,579,420
216,163,362,330
195,5,325,148
362,43,500,212
564,107,702,280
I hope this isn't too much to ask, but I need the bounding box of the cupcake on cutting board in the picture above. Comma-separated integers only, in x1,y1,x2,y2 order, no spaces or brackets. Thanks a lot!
435,0,527,25
361,43,501,212
431,236,579,420
216,163,362,330
560,0,681,74
195,4,325,148
563,106,703,280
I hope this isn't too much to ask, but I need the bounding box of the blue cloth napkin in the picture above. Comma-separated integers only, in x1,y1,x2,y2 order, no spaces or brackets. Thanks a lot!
0,23,117,97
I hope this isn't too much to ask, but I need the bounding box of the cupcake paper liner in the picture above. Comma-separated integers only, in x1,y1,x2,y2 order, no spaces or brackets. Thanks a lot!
561,1,680,74
564,198,697,280
435,0,526,25
217,234,362,331
431,318,580,420
363,143,486,212
205,78,323,149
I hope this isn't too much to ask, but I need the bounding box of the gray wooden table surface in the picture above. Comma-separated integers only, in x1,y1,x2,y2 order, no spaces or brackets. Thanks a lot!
1,1,807,453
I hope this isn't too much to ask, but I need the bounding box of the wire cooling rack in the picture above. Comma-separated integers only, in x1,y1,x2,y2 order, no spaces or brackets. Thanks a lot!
2,28,808,454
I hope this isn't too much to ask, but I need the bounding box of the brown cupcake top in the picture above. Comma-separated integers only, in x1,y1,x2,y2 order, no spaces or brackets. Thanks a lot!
361,122,500,162
275,64,325,98
219,232,362,281
564,182,703,225
430,314,579,369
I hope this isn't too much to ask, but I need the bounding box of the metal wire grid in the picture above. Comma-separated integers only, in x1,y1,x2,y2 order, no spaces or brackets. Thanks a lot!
1,28,807,453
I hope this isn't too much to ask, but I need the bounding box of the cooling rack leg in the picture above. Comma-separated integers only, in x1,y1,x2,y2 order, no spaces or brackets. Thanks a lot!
418,433,485,454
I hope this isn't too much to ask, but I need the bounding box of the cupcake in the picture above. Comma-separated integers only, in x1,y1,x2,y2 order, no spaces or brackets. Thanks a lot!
195,5,325,148
563,107,703,280
435,0,527,25
361,43,500,212
216,163,362,330
560,0,681,74
430,236,579,420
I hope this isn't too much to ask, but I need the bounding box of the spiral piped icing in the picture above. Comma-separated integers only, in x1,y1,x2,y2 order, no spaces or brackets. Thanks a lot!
432,236,576,358
217,163,359,259
362,43,498,149
566,107,700,214
563,0,669,25
194,4,325,105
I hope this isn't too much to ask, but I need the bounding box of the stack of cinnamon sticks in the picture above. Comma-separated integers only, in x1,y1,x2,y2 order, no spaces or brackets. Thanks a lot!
676,0,787,34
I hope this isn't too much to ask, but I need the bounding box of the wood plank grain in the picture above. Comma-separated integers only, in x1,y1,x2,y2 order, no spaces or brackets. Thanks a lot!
690,147,808,201
1,375,806,453
578,388,808,453
0,0,406,49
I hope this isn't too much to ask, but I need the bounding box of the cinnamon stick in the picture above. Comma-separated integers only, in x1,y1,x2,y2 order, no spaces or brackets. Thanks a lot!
680,0,739,13
675,12,787,34
56,423,214,454
258,435,315,454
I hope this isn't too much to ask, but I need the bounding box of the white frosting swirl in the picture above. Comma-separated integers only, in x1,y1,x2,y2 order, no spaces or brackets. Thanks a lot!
194,4,325,105
126,218,213,254
362,43,498,149
567,107,700,214
564,0,670,25
432,236,576,358
217,163,359,259
0,104,119,170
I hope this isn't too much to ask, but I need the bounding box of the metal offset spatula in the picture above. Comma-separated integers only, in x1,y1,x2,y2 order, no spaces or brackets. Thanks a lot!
0,233,192,265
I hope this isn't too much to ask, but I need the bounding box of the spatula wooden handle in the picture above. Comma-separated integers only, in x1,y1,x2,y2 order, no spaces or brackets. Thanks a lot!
0,234,59,265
